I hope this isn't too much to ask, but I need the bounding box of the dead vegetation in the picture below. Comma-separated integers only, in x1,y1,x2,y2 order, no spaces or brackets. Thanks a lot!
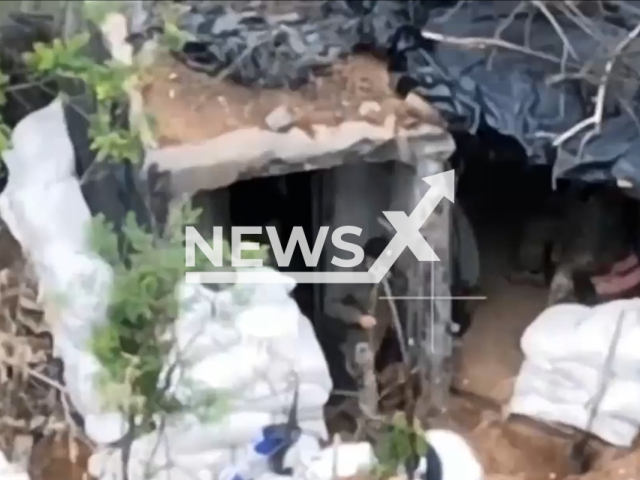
0,227,84,480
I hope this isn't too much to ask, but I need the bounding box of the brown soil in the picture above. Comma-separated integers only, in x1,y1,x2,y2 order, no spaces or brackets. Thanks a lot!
143,54,444,147
439,396,640,480
453,223,548,404
30,435,91,480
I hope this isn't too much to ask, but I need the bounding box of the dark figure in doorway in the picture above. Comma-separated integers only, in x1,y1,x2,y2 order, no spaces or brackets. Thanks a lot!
548,185,640,306
326,236,408,382
450,204,481,338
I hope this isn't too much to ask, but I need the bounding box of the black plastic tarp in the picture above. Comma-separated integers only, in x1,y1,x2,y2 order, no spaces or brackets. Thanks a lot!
174,0,640,190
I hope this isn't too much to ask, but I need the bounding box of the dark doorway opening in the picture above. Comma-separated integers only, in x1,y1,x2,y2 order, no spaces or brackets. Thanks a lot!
228,169,318,322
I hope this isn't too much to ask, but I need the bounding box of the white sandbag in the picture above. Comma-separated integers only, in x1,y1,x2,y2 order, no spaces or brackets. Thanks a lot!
166,280,331,415
517,358,628,387
509,392,639,447
510,298,640,446
235,266,296,295
297,430,484,480
169,284,244,363
512,359,640,408
268,310,334,391
0,100,333,469
510,360,640,424
0,99,76,247
4,179,92,255
165,308,331,411
89,443,231,480
161,413,326,453
0,98,128,445
84,414,131,446
297,442,378,480
521,299,640,372
222,382,329,414
421,430,484,480
89,426,326,480
170,279,300,362
37,249,112,346
218,269,300,339
2,98,75,188
0,450,30,480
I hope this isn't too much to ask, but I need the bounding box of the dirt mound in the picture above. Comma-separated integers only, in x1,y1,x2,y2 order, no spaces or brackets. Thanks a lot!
444,397,640,480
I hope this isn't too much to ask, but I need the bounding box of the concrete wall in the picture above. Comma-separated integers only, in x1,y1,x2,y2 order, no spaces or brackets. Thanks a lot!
192,155,454,412
191,188,231,241
321,162,396,313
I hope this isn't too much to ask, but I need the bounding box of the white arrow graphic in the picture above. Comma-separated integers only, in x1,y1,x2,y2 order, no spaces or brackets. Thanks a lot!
366,169,455,283
186,169,455,284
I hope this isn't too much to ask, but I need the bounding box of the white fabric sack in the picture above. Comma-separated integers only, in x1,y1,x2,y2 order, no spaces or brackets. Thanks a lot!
421,430,484,480
509,391,639,447
297,442,378,480
0,450,30,480
0,98,76,247
3,98,75,187
89,427,326,480
521,300,640,372
170,280,301,363
0,100,333,462
167,281,331,414
296,430,484,480
37,249,112,347
4,179,91,255
511,360,640,422
510,299,640,447
522,357,640,386
0,98,126,445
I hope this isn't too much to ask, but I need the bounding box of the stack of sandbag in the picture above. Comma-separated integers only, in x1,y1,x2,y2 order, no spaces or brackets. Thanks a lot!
292,429,483,480
0,98,333,480
159,269,333,443
508,299,640,447
89,271,333,480
0,98,124,441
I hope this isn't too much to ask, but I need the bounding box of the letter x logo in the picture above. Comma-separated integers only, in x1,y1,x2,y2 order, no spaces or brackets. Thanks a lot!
367,170,455,283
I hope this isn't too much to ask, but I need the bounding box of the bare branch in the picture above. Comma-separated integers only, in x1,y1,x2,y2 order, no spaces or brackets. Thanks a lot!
420,28,566,66
487,1,529,71
553,20,640,147
532,1,579,61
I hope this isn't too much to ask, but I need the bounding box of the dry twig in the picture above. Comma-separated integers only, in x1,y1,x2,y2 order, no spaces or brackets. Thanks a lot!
552,20,640,149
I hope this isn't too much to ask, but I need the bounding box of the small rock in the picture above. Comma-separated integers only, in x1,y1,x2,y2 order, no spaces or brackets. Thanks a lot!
265,106,294,132
358,101,381,117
